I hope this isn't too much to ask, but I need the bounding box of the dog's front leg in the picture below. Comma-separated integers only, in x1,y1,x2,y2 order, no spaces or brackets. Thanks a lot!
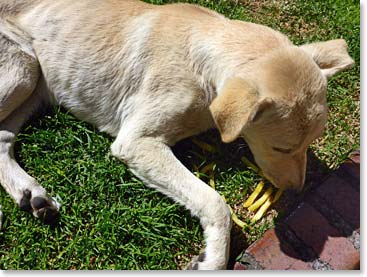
111,135,231,270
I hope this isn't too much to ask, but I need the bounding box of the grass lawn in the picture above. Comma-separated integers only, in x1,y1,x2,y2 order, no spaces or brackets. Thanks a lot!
0,0,360,270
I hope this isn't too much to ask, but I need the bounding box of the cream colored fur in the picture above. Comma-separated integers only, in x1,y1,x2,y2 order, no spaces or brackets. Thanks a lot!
0,0,354,269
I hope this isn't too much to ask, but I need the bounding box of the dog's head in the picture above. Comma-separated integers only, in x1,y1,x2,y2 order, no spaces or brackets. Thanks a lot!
210,39,354,191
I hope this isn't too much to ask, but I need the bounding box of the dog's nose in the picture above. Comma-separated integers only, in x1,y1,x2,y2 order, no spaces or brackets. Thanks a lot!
286,175,305,192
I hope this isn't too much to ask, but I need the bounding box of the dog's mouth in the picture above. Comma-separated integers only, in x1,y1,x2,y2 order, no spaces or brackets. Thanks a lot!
261,172,303,192
260,171,278,188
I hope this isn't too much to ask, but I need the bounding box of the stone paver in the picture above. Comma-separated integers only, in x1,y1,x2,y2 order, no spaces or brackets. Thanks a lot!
235,150,360,270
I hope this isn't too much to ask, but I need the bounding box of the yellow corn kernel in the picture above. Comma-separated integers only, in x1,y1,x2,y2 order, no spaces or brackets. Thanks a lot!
209,178,215,189
191,137,216,153
243,181,264,208
241,156,265,178
250,188,284,222
227,204,247,229
248,186,273,212
190,150,206,160
193,164,201,178
241,156,259,173
200,162,215,175
251,198,272,223
271,188,284,204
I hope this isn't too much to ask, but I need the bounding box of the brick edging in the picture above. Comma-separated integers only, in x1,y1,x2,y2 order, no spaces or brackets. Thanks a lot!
234,150,360,270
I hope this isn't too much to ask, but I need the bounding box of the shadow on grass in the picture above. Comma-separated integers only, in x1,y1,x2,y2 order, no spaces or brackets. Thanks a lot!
172,129,342,269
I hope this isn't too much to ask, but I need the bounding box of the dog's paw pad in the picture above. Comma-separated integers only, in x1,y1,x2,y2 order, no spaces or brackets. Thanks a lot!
31,196,60,224
32,196,49,210
18,190,60,225
36,205,59,225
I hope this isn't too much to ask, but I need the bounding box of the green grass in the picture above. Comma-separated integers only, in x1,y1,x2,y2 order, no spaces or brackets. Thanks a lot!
0,0,359,270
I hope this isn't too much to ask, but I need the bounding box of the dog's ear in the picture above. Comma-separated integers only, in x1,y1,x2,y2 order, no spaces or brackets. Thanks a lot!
209,78,272,143
300,39,354,79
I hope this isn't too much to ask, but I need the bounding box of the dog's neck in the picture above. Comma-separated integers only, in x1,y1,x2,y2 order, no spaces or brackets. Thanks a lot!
188,37,245,101
187,20,292,103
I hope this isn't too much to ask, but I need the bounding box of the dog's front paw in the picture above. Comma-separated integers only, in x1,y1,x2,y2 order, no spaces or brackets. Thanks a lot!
19,189,61,225
185,251,229,270
185,252,206,270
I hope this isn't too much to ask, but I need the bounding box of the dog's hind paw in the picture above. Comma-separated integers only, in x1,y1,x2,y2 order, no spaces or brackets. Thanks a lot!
19,189,61,225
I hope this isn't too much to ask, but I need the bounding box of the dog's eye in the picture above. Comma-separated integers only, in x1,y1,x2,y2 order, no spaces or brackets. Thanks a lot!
272,147,293,154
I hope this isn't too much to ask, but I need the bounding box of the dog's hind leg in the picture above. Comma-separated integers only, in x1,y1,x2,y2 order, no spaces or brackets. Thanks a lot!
0,85,61,224
0,23,60,224
0,19,39,122
111,134,232,270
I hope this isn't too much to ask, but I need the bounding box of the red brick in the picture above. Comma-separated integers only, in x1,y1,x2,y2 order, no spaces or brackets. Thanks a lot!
320,236,360,269
246,229,311,270
286,202,359,269
315,175,360,228
233,262,247,270
348,151,360,164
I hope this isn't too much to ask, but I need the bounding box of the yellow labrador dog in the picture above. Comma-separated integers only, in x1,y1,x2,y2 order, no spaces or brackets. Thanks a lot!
0,0,354,270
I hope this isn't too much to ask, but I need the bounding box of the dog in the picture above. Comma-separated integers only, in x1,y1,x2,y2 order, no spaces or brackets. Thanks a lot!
0,0,354,270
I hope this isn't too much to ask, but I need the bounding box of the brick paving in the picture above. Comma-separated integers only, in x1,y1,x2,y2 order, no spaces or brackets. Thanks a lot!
234,150,360,270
